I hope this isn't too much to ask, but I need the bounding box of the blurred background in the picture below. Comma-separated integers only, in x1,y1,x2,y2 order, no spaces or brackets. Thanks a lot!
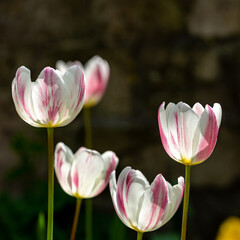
0,0,240,239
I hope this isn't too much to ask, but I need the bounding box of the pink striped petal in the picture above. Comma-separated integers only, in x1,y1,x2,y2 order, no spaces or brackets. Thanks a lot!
193,105,219,164
109,170,132,229
31,67,68,126
158,177,184,228
84,56,110,107
54,142,73,196
12,67,38,126
193,102,204,117
137,174,169,232
60,65,85,126
158,102,178,160
91,151,119,197
70,149,104,198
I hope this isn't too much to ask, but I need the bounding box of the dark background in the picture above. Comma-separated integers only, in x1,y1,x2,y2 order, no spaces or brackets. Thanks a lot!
0,0,240,239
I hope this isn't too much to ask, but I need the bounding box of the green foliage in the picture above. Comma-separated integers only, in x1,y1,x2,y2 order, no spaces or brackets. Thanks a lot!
37,212,46,240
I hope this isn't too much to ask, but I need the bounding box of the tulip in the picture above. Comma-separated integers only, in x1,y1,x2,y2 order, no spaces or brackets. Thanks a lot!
12,65,85,240
83,56,110,108
55,142,119,240
56,56,110,108
109,167,184,239
158,102,222,165
56,56,109,240
55,142,118,198
158,101,222,240
12,65,85,128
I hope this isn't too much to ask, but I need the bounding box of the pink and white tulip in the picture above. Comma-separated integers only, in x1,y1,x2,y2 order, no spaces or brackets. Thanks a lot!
55,142,118,198
12,65,85,128
158,102,222,165
56,55,110,108
83,56,110,107
109,167,184,233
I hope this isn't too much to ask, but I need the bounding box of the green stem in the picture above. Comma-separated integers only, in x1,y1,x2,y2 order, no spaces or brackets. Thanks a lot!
83,107,92,149
47,128,54,240
85,199,92,240
83,107,93,240
70,198,82,240
137,232,143,240
181,165,191,240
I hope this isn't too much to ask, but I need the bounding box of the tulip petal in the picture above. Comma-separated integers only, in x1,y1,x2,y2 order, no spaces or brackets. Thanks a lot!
110,170,132,229
213,103,222,128
137,174,169,232
70,149,104,198
12,66,38,126
54,142,74,196
91,151,119,197
167,102,200,162
124,169,149,229
159,177,184,228
61,65,85,126
30,67,70,126
158,102,179,160
193,102,204,117
84,56,110,107
193,105,219,163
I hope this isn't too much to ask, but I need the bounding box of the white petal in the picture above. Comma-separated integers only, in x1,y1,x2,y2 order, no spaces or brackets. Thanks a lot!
70,149,104,198
137,174,169,232
109,170,132,229
212,103,222,127
90,151,119,197
54,142,74,196
159,177,184,228
12,66,40,127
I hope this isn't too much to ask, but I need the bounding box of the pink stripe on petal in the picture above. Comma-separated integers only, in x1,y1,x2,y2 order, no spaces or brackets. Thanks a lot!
195,106,218,163
74,69,85,111
73,171,79,189
16,68,33,119
158,103,174,158
116,173,129,219
145,175,168,230
104,155,118,185
125,170,135,203
56,148,63,179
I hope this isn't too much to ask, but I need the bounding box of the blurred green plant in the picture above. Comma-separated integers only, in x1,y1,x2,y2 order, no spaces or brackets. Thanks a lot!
37,212,46,240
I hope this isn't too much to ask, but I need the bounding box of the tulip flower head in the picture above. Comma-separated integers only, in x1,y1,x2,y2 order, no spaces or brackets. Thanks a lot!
56,56,110,108
55,142,118,199
12,65,85,128
158,102,222,165
109,167,184,233
83,56,110,107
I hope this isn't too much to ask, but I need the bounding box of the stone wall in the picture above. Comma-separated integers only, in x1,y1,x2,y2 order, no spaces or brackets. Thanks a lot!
0,0,240,207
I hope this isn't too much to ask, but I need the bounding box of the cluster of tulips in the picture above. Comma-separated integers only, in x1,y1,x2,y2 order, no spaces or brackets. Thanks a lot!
11,55,222,240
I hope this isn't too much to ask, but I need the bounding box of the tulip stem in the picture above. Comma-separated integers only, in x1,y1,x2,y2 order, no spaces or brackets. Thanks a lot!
83,107,93,240
181,165,191,240
83,107,92,148
137,232,143,240
70,198,82,240
47,128,54,240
